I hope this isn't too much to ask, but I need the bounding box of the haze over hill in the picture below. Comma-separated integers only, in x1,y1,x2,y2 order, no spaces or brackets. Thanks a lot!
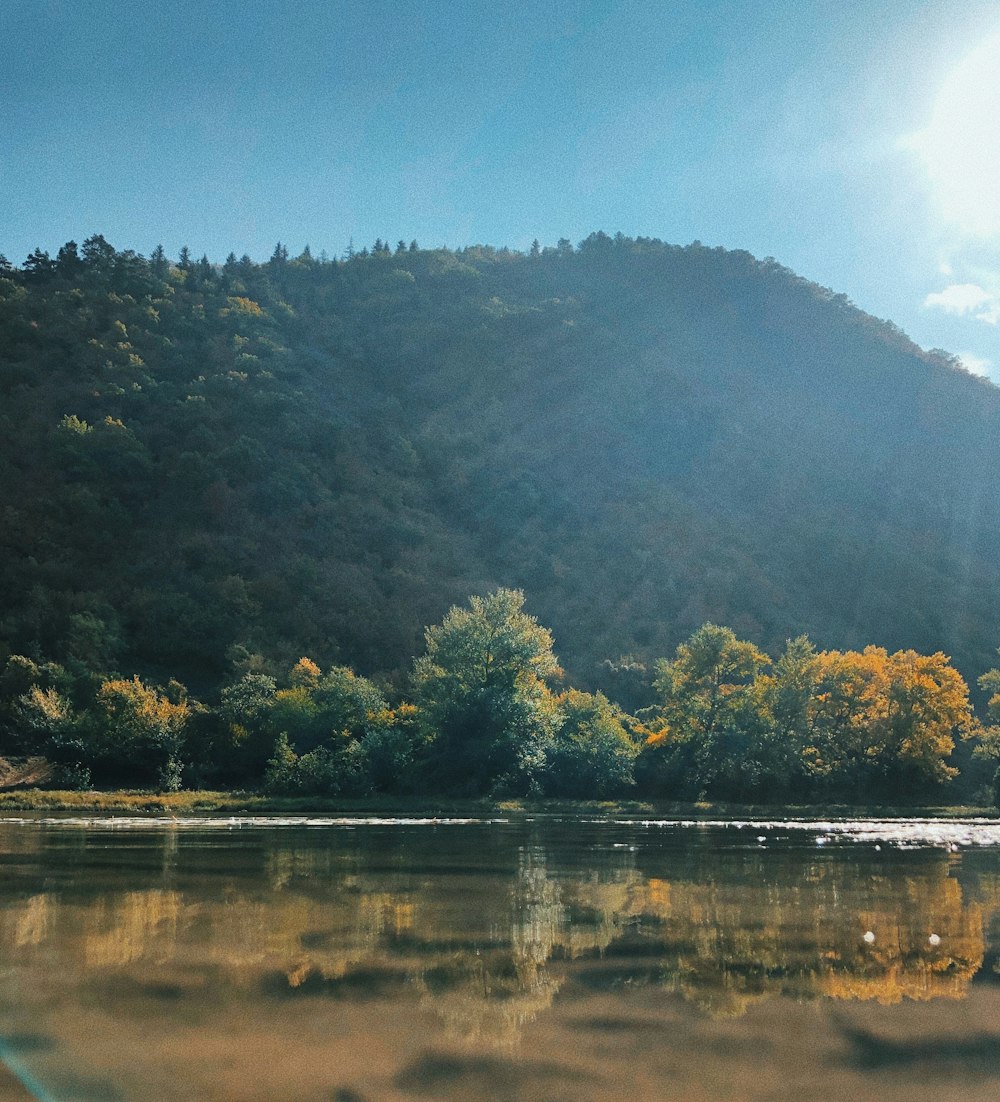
2,232,998,698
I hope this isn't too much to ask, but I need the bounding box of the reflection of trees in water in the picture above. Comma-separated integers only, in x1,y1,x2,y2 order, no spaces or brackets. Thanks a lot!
624,855,986,1017
0,828,996,1044
420,844,567,1046
82,890,183,968
13,892,54,949
417,841,648,1045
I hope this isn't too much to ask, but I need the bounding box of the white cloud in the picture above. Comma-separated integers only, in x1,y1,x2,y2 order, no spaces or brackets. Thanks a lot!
958,351,994,377
924,282,1000,324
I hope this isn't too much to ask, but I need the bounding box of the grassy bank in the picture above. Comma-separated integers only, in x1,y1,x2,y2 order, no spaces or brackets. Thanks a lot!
0,788,994,817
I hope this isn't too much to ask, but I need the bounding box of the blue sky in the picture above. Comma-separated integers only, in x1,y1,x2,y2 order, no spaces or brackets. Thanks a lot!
4,0,1000,377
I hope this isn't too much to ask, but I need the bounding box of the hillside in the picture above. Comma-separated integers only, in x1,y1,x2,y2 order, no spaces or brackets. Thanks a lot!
2,233,999,699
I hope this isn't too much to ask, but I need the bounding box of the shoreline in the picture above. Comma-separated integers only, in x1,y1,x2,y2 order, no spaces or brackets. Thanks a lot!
0,788,993,818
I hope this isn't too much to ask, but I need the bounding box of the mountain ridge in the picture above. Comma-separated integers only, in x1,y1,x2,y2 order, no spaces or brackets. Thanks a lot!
1,232,998,699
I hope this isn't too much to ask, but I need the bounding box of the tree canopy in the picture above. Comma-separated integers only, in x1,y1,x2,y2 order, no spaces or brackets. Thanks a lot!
412,589,563,794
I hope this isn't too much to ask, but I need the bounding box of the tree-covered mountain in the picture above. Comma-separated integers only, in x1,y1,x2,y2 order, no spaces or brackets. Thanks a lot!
2,232,999,701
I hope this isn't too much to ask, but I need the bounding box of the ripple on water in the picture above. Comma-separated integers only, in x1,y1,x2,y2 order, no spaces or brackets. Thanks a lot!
615,817,1000,849
0,813,998,848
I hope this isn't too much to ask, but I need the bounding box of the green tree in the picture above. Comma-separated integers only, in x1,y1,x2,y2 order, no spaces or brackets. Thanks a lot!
979,659,1000,726
81,234,116,273
973,658,1000,806
149,244,168,278
13,685,75,747
12,685,91,787
752,635,821,794
55,240,84,278
263,660,392,796
269,662,387,752
768,636,820,743
413,589,562,794
645,624,772,799
22,248,55,282
214,673,278,778
355,704,424,793
544,689,638,797
1,656,75,753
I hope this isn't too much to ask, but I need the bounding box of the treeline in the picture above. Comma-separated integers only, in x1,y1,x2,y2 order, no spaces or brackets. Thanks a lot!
2,590,999,804
4,232,1000,709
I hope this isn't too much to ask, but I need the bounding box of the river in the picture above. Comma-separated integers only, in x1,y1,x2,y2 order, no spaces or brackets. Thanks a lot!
0,814,998,1101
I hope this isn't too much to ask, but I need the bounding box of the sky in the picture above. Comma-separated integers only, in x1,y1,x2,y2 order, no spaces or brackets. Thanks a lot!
4,0,1000,378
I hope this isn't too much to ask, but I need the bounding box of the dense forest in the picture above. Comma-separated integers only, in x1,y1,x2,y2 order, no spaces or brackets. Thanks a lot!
3,233,1000,800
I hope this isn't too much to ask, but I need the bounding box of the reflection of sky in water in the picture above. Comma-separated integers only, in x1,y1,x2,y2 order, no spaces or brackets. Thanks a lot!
0,817,998,1100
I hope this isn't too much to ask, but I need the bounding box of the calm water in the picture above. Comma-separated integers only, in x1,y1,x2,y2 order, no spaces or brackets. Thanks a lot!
1,815,999,1101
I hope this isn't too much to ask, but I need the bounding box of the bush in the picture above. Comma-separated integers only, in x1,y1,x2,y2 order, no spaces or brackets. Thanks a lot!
83,676,190,785
263,733,365,796
544,691,638,798
49,761,92,791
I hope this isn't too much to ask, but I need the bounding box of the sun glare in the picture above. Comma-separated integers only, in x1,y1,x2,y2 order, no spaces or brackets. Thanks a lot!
907,32,1000,236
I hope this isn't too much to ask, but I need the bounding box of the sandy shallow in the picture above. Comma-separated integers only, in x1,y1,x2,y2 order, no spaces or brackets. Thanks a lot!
3,970,999,1102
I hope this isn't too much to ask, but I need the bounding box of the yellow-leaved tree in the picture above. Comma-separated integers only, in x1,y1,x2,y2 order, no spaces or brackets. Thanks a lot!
86,676,190,790
807,647,971,797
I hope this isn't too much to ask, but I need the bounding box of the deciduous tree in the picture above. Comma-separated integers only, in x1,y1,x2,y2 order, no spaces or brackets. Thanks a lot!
413,589,562,794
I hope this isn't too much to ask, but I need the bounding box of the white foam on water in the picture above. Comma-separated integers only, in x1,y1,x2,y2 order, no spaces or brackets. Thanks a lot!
592,817,1000,848
0,814,998,847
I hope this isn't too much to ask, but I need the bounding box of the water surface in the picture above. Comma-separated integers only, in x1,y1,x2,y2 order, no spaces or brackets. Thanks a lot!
0,814,999,1101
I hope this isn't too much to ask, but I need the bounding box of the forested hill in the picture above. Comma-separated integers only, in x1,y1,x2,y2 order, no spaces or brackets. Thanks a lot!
2,233,999,696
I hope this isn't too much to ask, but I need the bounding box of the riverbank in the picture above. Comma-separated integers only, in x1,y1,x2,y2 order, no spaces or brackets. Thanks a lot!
0,787,993,818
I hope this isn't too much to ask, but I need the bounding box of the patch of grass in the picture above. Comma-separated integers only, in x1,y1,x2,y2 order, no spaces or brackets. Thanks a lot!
0,790,993,817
